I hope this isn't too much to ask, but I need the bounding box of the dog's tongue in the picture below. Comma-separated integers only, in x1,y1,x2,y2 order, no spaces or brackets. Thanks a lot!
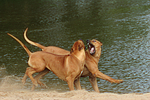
90,47,95,54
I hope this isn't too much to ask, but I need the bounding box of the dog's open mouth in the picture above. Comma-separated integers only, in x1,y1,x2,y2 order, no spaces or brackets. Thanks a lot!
87,40,96,55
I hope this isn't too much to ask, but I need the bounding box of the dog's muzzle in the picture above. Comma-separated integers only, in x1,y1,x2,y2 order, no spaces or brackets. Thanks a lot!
86,40,96,55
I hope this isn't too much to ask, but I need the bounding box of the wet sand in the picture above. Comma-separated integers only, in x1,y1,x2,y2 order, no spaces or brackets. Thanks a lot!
0,90,150,100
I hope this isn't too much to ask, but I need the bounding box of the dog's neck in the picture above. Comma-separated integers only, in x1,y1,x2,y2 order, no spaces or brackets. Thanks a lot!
86,51,100,64
71,49,86,63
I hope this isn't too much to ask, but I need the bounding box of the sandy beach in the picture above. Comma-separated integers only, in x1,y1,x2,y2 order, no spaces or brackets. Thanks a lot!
0,90,149,100
0,75,149,100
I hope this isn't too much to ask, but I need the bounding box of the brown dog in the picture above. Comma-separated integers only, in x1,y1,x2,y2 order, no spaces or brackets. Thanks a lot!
7,30,86,91
24,28,123,92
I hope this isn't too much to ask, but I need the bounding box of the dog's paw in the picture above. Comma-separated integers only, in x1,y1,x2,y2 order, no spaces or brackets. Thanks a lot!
110,79,123,84
34,83,38,87
41,84,48,89
37,80,48,88
32,80,38,87
116,79,123,83
22,79,26,85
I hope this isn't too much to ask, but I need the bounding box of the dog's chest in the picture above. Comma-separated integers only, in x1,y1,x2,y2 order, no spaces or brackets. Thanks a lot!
75,70,83,80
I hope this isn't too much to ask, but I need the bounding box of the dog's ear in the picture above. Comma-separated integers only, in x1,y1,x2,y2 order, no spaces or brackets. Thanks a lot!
100,42,103,46
70,47,74,53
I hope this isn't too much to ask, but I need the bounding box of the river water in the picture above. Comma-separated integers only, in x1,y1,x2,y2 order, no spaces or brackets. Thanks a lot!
0,0,150,93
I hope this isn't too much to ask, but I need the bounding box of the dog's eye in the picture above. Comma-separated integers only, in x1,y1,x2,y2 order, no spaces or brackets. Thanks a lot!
93,40,96,42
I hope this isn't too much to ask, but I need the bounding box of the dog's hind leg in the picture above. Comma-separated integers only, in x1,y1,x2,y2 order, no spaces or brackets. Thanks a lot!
22,67,31,85
35,68,49,87
25,67,38,88
22,73,28,85
31,69,49,91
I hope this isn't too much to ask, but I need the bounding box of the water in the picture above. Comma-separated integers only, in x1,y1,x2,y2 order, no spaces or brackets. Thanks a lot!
0,0,150,93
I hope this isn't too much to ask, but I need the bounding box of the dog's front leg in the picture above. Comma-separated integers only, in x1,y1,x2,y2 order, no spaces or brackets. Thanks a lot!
74,77,81,90
94,71,123,84
89,75,100,93
66,76,74,91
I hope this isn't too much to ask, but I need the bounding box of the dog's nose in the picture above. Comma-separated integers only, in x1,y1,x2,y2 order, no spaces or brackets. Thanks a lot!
86,39,90,43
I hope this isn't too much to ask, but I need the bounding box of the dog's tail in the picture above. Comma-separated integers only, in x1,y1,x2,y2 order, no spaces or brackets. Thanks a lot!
7,30,31,56
24,28,45,50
